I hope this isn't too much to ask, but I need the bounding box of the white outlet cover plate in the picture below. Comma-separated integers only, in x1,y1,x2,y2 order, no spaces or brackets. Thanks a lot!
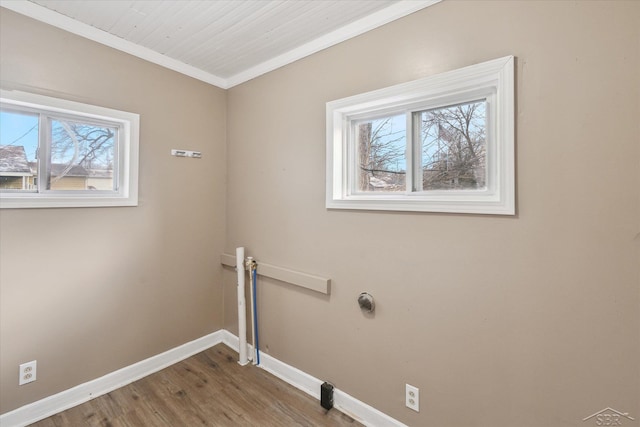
19,361,37,385
406,383,419,412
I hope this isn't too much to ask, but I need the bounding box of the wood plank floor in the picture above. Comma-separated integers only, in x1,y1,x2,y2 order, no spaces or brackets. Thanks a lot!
30,344,362,426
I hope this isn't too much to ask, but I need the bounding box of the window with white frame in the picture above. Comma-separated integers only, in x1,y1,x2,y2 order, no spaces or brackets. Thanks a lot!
0,90,139,208
326,56,514,215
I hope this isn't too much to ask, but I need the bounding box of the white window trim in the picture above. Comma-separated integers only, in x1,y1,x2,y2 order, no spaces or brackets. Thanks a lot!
0,89,139,209
326,56,514,215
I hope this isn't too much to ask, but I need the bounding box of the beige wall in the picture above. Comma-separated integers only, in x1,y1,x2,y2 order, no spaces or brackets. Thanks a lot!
1,1,638,426
0,9,227,414
226,1,639,426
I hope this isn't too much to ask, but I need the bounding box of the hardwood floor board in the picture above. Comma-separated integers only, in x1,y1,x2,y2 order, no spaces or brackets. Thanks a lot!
181,350,275,425
28,344,362,427
148,374,219,426
130,377,188,426
25,417,56,427
177,365,264,425
89,391,128,421
109,383,173,427
116,407,167,427
48,399,107,427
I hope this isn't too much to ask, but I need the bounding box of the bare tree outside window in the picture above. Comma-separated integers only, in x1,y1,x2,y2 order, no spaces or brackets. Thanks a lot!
327,56,513,214
419,101,486,191
357,114,406,192
49,119,116,190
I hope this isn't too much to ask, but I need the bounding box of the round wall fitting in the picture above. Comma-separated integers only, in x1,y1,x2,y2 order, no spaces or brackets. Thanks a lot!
358,292,375,313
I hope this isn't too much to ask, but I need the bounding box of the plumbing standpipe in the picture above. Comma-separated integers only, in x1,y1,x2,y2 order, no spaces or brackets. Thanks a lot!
236,247,249,365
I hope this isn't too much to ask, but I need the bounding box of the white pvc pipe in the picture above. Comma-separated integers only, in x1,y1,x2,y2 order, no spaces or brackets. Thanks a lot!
236,247,249,365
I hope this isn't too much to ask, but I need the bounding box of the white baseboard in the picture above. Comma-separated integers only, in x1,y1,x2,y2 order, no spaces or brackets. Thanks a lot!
220,330,406,427
1,329,405,427
0,330,225,427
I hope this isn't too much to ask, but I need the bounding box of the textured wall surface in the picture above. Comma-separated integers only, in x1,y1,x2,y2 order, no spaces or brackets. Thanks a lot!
225,1,640,426
1,1,638,426
0,9,227,414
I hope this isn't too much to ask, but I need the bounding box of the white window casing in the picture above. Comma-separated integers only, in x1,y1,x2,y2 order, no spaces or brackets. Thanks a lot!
326,55,515,215
0,90,139,209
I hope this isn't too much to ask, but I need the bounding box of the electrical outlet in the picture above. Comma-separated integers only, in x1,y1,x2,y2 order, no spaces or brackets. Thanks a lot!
406,383,419,412
19,360,37,385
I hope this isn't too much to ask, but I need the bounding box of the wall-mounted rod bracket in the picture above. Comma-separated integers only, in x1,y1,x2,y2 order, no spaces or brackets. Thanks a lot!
220,253,330,295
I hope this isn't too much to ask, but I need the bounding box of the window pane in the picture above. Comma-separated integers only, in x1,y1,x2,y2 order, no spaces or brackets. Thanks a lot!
0,109,39,191
356,114,406,192
48,119,117,191
419,101,486,191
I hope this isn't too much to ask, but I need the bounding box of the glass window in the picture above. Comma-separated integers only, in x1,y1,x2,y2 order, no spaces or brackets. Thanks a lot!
0,109,38,191
48,118,117,191
355,114,406,193
0,90,139,208
326,56,514,215
417,100,486,191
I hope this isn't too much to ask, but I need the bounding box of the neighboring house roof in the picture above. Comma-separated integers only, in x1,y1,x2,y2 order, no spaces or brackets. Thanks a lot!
51,163,89,177
0,145,95,178
27,162,89,177
87,169,113,178
0,145,31,174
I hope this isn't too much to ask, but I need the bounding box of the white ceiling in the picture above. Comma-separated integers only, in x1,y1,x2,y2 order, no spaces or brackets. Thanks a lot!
1,0,440,89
